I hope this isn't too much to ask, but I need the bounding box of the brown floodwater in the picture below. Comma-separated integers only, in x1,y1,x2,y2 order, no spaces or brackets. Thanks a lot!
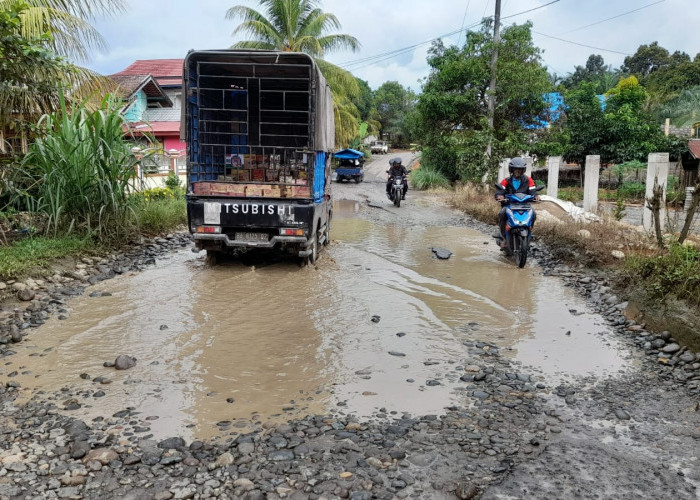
3,199,631,441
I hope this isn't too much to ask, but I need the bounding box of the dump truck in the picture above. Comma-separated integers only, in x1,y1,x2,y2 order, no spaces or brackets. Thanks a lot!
182,50,335,263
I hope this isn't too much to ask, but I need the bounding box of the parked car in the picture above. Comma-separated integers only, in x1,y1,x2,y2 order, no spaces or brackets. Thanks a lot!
370,140,388,154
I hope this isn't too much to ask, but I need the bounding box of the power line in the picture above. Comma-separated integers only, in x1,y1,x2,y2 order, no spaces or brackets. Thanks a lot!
501,0,559,21
339,0,560,71
532,30,632,56
561,0,665,35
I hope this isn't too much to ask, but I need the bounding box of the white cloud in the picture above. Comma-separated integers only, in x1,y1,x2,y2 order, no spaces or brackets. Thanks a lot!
85,0,700,89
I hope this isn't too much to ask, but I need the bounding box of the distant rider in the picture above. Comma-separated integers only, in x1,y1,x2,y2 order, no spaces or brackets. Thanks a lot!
386,157,408,200
495,157,539,247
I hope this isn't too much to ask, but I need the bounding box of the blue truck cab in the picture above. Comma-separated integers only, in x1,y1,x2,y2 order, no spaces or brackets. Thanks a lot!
182,50,335,263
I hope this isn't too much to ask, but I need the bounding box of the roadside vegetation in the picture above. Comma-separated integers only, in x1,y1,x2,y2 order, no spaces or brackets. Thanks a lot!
0,98,186,280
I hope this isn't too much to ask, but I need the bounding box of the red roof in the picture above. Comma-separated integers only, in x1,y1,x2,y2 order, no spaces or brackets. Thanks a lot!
111,59,183,87
689,140,700,160
128,121,181,136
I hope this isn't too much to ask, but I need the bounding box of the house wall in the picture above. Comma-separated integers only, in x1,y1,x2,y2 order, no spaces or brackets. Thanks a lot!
124,91,147,122
164,137,185,153
165,89,181,110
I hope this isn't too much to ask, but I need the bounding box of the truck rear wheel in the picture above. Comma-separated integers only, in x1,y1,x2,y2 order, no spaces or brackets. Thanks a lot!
323,214,331,246
306,230,318,265
205,250,221,265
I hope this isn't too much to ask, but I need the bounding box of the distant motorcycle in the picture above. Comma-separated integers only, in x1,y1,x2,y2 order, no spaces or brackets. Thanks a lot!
494,185,544,268
386,171,408,207
390,175,405,207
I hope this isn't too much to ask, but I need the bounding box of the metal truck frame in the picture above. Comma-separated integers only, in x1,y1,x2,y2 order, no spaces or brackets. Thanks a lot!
182,50,335,263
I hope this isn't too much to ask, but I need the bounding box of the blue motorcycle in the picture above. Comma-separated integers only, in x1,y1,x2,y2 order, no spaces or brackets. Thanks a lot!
494,186,544,268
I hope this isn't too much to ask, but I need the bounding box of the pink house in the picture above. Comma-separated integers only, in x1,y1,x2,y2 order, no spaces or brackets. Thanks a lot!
110,59,186,173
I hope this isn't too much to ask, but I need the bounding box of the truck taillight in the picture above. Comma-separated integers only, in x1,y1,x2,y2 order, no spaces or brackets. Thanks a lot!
196,226,221,234
280,228,304,236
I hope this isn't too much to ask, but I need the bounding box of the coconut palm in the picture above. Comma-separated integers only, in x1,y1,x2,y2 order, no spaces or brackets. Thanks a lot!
226,0,362,147
0,0,124,62
657,86,700,128
0,0,123,133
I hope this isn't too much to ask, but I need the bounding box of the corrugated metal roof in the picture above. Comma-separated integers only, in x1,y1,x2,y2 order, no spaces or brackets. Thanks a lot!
689,140,700,160
111,59,183,87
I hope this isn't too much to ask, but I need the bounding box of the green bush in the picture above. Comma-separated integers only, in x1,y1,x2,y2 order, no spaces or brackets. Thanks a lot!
409,166,450,190
617,181,646,201
165,172,181,190
132,192,186,235
557,187,583,203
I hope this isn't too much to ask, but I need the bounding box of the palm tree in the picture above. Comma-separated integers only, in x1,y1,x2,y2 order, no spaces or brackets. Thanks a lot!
1,0,124,62
657,86,700,128
0,0,123,134
226,0,362,147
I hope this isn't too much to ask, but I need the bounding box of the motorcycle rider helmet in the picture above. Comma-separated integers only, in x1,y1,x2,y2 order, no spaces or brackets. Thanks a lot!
508,157,527,174
391,157,402,166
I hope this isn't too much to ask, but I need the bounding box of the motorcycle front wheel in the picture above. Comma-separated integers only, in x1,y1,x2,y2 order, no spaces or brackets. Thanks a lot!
514,233,529,268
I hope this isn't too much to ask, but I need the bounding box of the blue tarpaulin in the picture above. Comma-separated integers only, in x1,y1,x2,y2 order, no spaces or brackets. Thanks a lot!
333,148,364,159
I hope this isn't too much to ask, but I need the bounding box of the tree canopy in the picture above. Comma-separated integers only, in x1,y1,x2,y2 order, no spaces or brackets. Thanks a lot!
416,21,551,180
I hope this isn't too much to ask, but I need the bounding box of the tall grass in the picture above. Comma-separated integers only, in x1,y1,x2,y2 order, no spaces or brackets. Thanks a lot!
12,95,141,243
410,165,451,190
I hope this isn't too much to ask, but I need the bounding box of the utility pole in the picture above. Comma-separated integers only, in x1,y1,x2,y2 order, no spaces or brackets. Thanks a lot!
485,0,502,162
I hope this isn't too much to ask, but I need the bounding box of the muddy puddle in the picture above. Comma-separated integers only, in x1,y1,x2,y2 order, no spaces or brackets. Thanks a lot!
3,199,632,441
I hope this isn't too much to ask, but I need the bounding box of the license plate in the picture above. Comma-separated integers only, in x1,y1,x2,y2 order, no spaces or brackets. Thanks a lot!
235,232,268,242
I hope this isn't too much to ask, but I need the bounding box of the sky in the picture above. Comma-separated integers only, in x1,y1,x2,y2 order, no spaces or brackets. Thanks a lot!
85,0,698,91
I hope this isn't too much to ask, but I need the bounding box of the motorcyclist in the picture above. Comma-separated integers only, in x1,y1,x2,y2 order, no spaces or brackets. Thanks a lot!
386,157,408,200
495,157,539,247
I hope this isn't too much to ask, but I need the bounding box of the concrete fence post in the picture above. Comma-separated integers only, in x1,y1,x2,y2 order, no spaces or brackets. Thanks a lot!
643,152,669,231
546,156,562,198
525,156,533,178
498,159,510,182
583,155,600,213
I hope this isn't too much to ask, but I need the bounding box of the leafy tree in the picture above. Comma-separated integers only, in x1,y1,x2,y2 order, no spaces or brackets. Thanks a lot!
561,83,606,164
226,0,361,147
352,78,373,121
561,54,620,94
373,81,416,145
622,41,671,78
417,21,551,180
